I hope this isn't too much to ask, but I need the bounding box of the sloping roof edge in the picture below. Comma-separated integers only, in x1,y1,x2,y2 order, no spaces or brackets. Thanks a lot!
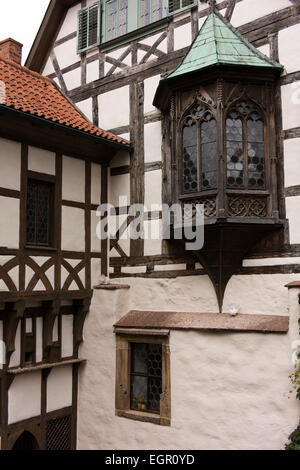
26,0,78,72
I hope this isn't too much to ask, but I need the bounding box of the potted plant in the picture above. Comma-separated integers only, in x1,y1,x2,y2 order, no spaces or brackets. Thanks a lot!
135,396,147,410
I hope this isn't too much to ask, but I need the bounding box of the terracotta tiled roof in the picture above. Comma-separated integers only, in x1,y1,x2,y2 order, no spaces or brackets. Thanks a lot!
0,57,129,146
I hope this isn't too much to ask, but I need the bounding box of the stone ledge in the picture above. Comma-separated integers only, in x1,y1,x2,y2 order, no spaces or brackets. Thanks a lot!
114,311,289,333
285,281,300,288
93,283,130,290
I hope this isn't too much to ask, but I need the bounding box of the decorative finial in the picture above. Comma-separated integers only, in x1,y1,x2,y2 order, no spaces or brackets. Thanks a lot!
209,0,217,13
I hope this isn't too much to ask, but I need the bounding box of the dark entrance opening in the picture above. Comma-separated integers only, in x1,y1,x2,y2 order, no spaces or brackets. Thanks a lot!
12,431,40,451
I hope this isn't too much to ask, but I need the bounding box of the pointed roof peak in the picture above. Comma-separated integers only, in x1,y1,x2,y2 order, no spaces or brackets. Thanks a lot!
166,9,282,80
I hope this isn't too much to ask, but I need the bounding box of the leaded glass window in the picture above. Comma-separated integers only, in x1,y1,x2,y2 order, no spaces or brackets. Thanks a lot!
140,0,164,27
130,343,162,414
106,0,128,41
169,0,196,14
226,102,265,189
26,179,54,246
182,106,217,194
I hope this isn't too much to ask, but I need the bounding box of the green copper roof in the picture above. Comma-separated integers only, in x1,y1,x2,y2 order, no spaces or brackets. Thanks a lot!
167,12,282,79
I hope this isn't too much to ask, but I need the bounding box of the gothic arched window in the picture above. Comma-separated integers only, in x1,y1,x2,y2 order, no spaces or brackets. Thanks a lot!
226,101,266,190
182,106,217,194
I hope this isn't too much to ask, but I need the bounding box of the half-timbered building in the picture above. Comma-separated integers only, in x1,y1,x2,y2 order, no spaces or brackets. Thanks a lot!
1,0,300,450
0,38,129,450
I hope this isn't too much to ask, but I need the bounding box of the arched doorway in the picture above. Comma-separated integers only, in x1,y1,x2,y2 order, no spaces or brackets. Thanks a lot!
12,431,40,451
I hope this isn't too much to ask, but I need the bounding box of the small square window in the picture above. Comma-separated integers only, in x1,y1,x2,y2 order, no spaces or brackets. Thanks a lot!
115,332,170,426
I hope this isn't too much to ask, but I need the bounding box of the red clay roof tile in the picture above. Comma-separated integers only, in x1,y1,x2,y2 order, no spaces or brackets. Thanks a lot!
0,57,129,146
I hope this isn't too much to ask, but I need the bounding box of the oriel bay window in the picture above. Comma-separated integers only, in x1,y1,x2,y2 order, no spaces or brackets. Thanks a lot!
153,9,283,311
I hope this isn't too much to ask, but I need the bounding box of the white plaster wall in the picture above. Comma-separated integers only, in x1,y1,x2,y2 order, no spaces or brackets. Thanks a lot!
0,138,21,190
144,122,162,162
174,22,192,51
62,315,74,358
47,366,73,413
61,206,85,252
281,82,300,130
0,197,19,249
63,68,81,91
223,274,290,315
87,60,99,84
56,4,78,40
144,170,162,210
279,23,300,74
284,138,300,188
78,276,299,450
231,0,291,27
76,98,93,123
8,372,41,425
286,196,300,244
144,75,161,114
54,37,79,70
109,174,130,208
42,57,55,76
28,146,56,175
98,86,130,130
144,219,162,256
62,156,85,203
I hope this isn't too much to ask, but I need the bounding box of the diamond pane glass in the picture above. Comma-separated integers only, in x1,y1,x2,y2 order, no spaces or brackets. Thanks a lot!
26,181,36,245
201,113,217,189
37,182,51,245
130,343,162,414
183,120,198,193
26,180,53,246
226,111,244,188
247,113,265,188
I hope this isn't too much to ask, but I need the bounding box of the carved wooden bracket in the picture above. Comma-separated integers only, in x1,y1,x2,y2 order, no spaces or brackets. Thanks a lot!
4,300,25,365
73,297,91,356
42,299,61,360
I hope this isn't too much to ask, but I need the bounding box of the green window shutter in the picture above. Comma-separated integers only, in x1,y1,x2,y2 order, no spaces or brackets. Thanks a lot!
168,0,196,14
77,2,101,53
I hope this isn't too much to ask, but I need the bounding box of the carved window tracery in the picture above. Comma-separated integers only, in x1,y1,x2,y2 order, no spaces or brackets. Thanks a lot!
226,101,266,190
182,104,217,194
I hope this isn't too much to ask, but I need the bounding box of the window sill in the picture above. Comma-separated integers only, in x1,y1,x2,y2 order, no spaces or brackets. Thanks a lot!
24,245,57,252
116,409,170,427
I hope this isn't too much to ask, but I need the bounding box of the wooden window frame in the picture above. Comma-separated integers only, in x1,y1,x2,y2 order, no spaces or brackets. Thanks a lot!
26,172,56,249
115,331,171,426
77,0,197,52
168,0,197,15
